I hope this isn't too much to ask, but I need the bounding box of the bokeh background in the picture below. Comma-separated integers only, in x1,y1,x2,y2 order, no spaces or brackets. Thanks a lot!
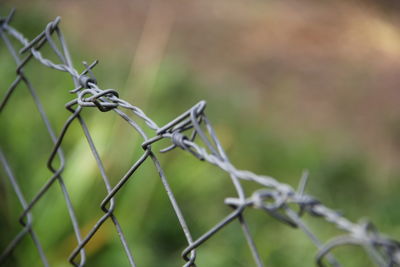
1,0,400,266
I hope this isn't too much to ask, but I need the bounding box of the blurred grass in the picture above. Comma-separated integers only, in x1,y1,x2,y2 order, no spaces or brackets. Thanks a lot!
1,5,400,267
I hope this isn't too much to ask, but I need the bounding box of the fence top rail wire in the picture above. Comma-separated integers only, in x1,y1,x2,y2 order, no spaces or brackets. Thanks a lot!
1,8,399,267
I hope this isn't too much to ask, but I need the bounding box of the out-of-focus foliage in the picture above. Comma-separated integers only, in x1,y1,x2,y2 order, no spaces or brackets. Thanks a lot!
1,1,400,267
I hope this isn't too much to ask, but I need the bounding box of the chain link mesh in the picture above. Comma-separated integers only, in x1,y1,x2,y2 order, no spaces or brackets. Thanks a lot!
1,9,400,267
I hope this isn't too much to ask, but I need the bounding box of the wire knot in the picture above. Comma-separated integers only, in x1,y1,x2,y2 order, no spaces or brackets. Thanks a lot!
78,75,96,89
171,132,189,150
251,189,298,227
295,194,321,216
77,88,119,112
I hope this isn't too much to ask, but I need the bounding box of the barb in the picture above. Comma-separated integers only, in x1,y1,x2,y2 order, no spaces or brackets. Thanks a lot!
1,9,399,267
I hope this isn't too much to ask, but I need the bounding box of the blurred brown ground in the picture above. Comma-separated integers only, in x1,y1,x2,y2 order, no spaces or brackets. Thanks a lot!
7,0,400,170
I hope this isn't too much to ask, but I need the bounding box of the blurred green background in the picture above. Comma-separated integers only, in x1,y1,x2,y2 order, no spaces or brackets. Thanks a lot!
1,0,400,266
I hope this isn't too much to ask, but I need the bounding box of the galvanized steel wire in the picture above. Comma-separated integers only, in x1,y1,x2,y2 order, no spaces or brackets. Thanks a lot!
1,9,400,267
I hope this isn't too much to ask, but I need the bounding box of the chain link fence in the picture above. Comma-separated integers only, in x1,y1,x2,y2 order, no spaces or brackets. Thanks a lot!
1,8,400,267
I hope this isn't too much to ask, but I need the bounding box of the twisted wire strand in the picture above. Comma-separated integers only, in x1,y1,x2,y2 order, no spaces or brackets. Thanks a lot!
1,9,399,267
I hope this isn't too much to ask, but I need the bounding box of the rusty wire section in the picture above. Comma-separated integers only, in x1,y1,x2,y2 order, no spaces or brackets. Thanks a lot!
1,9,400,267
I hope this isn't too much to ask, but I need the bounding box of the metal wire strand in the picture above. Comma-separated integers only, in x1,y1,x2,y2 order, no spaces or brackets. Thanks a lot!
1,9,400,267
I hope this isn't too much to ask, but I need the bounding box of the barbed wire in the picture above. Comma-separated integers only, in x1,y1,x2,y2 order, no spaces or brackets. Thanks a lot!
1,8,399,267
